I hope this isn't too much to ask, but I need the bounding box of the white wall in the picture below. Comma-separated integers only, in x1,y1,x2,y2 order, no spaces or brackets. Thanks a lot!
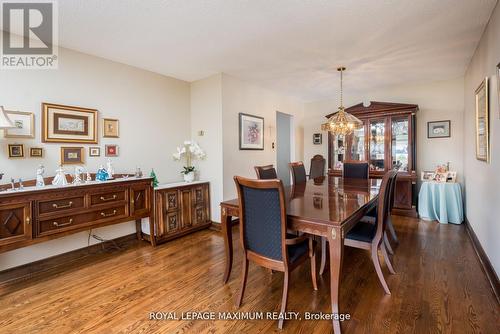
0,47,191,270
303,77,465,181
190,74,224,222
221,74,304,200
463,2,500,274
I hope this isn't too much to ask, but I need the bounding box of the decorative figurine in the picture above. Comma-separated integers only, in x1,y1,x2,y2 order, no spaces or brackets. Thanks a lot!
106,158,114,179
18,178,24,190
73,166,85,185
96,165,109,181
10,178,15,191
36,165,45,187
150,169,159,188
86,172,92,182
135,167,143,178
52,165,68,186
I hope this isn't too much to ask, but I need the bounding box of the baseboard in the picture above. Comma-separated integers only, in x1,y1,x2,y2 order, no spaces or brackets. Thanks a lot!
210,219,239,232
464,218,500,304
0,233,139,290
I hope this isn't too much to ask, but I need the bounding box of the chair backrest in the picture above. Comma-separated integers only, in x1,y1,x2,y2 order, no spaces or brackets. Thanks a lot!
388,168,398,211
254,165,278,179
289,161,307,184
343,161,369,179
375,170,398,241
309,155,326,180
234,176,288,264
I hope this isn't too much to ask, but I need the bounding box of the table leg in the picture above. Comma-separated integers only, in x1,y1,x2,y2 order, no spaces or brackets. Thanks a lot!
328,226,344,334
221,207,233,284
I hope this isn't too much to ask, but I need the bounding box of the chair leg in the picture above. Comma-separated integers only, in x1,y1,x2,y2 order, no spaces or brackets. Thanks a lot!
278,271,290,329
320,237,327,275
380,240,396,275
387,216,399,244
371,244,391,295
236,258,249,307
309,238,318,291
384,232,394,255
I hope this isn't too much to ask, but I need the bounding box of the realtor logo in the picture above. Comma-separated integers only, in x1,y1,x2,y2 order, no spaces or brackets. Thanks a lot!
1,1,58,69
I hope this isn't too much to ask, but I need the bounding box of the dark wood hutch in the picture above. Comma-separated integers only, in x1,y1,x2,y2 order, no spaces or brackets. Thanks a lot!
326,101,418,217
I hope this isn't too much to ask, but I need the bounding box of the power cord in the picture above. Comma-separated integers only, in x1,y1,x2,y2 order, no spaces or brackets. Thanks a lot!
87,229,123,253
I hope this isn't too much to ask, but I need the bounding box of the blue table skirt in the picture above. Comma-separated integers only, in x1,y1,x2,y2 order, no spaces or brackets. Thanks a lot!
418,182,464,224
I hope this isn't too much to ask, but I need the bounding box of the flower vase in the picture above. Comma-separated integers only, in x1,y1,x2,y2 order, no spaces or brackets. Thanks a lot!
184,171,195,183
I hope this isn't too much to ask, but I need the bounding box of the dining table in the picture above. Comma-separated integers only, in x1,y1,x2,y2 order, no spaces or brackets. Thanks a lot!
220,176,382,334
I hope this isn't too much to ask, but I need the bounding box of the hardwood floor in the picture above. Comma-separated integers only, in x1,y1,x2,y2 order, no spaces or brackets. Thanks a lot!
0,216,498,333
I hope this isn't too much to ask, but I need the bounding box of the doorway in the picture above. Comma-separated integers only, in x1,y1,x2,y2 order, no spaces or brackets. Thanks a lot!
276,111,294,186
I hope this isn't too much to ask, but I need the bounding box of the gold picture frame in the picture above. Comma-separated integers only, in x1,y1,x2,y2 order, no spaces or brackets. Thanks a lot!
42,103,98,144
30,147,43,158
8,144,24,158
103,118,119,138
4,111,35,138
475,78,489,162
60,147,85,165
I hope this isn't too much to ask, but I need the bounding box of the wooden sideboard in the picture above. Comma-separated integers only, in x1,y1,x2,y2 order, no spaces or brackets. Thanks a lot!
142,181,211,245
0,177,154,253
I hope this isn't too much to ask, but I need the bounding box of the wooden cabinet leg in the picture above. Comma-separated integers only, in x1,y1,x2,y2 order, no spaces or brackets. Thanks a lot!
135,219,142,240
328,227,344,334
222,208,233,284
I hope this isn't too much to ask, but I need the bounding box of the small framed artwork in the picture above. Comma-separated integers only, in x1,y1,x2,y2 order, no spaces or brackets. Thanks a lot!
42,103,98,143
313,133,322,145
105,144,119,157
103,118,119,138
421,171,435,181
239,113,264,150
496,62,500,117
4,111,35,138
30,147,43,158
61,147,84,165
427,120,450,138
8,144,24,158
89,147,101,157
475,78,489,162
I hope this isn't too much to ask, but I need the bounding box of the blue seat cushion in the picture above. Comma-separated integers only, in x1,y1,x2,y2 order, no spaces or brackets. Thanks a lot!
346,221,377,243
286,237,309,264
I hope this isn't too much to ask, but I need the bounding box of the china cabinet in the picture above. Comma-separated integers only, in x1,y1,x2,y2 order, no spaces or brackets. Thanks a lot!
327,101,418,217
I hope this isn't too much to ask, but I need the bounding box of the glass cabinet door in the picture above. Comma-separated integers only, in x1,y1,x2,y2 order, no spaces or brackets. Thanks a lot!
369,120,385,171
332,135,345,171
348,125,365,161
392,118,409,171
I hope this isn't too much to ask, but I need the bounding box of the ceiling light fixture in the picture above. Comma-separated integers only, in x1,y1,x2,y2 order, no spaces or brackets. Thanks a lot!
321,67,363,136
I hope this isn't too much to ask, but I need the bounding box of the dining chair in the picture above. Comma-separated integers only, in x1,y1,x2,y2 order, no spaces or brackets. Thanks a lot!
309,155,326,179
289,161,307,184
343,170,397,294
343,161,369,179
254,164,278,179
233,176,317,329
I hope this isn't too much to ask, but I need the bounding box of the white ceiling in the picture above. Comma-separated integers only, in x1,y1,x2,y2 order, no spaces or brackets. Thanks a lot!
55,0,497,101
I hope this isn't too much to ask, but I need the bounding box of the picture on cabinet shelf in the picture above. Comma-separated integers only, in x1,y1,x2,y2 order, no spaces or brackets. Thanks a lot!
427,120,450,138
30,147,43,157
8,144,24,158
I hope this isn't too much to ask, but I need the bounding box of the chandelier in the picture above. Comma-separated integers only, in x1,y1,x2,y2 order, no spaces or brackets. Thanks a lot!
321,67,363,136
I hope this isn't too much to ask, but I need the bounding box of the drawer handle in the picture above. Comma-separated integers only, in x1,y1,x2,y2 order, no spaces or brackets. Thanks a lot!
100,195,117,202
26,217,31,225
101,210,117,218
53,201,73,209
53,219,74,227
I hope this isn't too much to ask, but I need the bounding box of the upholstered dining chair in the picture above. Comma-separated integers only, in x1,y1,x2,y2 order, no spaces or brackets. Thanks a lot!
254,164,278,179
289,161,307,184
343,161,369,179
343,170,397,294
233,176,317,329
309,155,326,180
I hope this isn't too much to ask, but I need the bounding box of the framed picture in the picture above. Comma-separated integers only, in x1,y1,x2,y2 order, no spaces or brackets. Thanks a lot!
496,62,500,117
103,118,119,138
30,147,43,158
8,144,24,158
61,147,84,165
105,144,119,157
89,147,101,157
421,171,435,181
475,78,489,162
446,171,457,183
427,120,450,138
239,113,264,150
313,133,322,145
42,103,98,143
4,111,35,138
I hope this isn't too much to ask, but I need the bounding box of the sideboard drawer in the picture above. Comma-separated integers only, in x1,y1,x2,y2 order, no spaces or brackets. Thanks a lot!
92,205,128,222
90,189,127,207
38,196,85,215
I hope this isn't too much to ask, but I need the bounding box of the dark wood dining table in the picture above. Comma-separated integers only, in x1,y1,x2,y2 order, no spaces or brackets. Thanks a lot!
220,176,382,334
